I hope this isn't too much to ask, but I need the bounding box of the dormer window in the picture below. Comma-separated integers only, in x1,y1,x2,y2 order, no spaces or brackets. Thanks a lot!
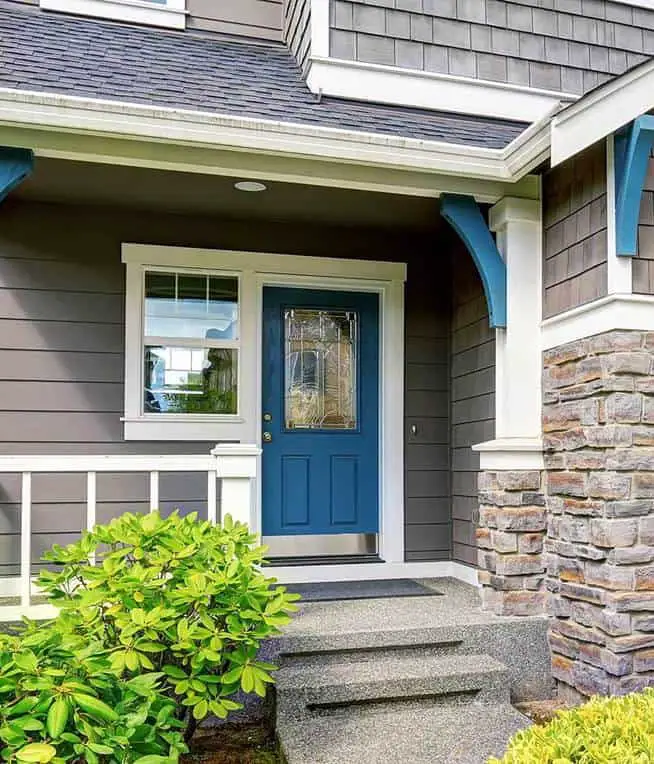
40,0,186,29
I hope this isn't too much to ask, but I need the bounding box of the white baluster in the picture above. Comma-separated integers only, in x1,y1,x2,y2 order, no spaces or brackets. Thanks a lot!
149,471,159,513
87,471,97,565
20,472,32,608
207,470,217,524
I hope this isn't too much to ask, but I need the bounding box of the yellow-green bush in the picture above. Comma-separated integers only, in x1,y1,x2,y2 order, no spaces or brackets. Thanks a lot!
490,689,654,764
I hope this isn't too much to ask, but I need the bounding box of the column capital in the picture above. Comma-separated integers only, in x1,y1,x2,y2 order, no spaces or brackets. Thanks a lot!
489,197,540,232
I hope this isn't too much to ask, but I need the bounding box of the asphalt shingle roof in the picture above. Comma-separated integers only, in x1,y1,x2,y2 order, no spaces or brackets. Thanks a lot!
0,2,528,149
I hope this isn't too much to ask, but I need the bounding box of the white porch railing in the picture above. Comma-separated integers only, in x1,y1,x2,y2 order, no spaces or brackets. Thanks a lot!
0,444,260,622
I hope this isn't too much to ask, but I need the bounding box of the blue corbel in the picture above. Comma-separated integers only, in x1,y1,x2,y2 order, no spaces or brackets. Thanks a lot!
0,147,33,204
440,193,506,328
615,115,654,256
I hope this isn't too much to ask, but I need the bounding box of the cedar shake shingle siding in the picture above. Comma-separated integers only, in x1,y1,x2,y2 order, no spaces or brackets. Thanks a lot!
635,154,654,294
330,0,654,95
542,142,608,319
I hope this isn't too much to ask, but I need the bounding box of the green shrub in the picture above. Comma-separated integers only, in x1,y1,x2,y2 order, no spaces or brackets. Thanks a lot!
490,689,654,763
0,626,186,763
37,511,299,742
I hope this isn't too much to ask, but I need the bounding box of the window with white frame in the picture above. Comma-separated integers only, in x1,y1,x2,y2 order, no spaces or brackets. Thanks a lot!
143,270,239,417
39,0,186,30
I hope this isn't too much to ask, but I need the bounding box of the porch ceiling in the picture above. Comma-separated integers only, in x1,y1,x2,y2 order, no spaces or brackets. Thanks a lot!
13,157,444,232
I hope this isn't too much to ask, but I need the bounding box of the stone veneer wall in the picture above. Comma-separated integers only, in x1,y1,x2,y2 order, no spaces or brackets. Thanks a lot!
476,470,547,616
543,330,654,700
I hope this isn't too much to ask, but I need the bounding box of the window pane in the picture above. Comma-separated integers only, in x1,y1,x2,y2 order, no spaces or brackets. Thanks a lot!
284,309,357,430
144,272,239,340
144,345,237,414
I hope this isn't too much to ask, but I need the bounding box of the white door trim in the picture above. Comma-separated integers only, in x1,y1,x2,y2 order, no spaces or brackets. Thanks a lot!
254,271,406,565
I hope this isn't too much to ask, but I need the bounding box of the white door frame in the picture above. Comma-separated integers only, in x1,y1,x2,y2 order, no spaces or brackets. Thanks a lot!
253,270,405,565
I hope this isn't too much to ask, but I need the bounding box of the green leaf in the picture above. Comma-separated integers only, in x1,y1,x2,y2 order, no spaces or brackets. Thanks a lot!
132,757,172,764
15,743,57,763
162,665,186,680
241,666,255,694
193,700,208,720
47,697,69,739
87,743,114,754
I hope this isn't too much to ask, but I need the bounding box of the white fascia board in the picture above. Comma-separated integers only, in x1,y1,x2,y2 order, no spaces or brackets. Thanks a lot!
307,57,573,123
551,59,654,167
541,294,654,350
0,87,550,190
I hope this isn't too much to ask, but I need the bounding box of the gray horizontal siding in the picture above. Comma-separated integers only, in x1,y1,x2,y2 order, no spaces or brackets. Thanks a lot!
634,153,654,294
330,0,654,94
187,0,282,41
0,198,450,569
404,256,451,562
543,141,608,318
450,240,494,568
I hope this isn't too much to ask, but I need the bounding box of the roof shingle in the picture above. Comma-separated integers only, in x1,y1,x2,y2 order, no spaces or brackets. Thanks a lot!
0,2,528,149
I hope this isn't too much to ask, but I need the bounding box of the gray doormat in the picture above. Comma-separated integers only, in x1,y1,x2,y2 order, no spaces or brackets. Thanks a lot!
288,578,443,602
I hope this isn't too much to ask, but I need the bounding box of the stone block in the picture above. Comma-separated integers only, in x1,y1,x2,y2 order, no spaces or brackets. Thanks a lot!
558,581,605,605
587,472,631,500
590,518,638,548
599,648,633,677
609,674,654,696
634,425,654,446
585,563,635,591
576,545,608,561
551,653,576,686
633,473,654,498
495,507,546,532
478,472,499,491
640,516,654,544
553,618,606,645
644,398,654,425
548,594,572,617
565,451,606,470
478,506,498,528
584,425,633,448
605,592,654,612
635,566,654,591
544,362,576,389
496,471,541,491
549,631,580,659
478,489,523,507
572,603,632,637
544,453,567,470
573,661,610,696
606,499,654,518
559,516,590,543
544,339,589,366
604,352,652,376
609,546,654,565
492,590,546,616
496,553,545,576
634,649,654,672
518,532,544,554
606,449,654,471
548,471,587,498
557,557,585,583
605,633,654,653
522,491,547,506
491,530,518,553
475,527,492,550
633,614,654,631
478,550,497,573
575,356,603,384
606,393,643,423
543,400,599,432
561,498,604,516
588,331,643,355
636,378,654,394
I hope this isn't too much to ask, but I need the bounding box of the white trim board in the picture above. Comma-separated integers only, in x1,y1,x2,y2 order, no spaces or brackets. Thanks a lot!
270,561,479,587
542,294,654,350
307,57,575,123
472,438,544,471
40,0,186,28
551,58,654,166
0,88,545,192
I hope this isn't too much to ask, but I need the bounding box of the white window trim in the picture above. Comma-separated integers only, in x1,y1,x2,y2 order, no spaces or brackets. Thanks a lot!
122,244,407,565
40,0,186,29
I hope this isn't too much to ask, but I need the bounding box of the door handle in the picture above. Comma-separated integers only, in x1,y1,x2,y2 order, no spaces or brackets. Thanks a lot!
263,432,273,443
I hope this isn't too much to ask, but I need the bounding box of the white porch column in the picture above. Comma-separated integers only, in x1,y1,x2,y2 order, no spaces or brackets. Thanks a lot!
474,197,543,470
211,444,261,531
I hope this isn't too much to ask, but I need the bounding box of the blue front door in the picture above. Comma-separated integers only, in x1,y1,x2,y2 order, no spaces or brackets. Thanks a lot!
261,287,379,544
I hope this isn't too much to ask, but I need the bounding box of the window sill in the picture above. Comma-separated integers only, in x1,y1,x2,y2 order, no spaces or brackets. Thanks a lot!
40,0,186,30
123,416,248,442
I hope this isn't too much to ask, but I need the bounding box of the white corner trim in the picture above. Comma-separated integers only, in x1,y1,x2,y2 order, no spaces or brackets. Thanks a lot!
606,135,633,295
472,439,544,471
306,57,574,123
542,294,654,350
40,0,186,29
270,560,479,586
310,0,330,58
551,58,654,167
489,196,541,228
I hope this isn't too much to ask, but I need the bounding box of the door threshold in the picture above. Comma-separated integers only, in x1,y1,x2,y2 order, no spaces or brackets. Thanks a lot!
266,554,383,567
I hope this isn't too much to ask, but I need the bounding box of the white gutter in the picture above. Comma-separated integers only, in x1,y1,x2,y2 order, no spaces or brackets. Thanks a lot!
0,87,556,185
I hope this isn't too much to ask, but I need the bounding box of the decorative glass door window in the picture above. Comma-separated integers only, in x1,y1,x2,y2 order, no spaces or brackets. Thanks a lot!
284,308,357,430
143,271,239,415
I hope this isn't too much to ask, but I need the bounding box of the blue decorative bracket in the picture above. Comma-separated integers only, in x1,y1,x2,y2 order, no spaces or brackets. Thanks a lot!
0,147,33,204
440,194,507,328
615,115,654,256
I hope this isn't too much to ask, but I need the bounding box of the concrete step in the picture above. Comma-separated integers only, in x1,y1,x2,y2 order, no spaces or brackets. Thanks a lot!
278,701,530,764
276,653,511,721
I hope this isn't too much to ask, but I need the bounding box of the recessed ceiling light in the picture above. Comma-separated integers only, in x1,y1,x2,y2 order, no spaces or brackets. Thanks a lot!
234,181,267,192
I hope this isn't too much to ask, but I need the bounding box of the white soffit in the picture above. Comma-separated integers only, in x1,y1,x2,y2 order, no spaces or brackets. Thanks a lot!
551,59,654,167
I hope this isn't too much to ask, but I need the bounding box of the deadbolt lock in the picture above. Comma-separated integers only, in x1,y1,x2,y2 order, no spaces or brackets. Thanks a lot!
262,431,273,443
263,412,273,422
